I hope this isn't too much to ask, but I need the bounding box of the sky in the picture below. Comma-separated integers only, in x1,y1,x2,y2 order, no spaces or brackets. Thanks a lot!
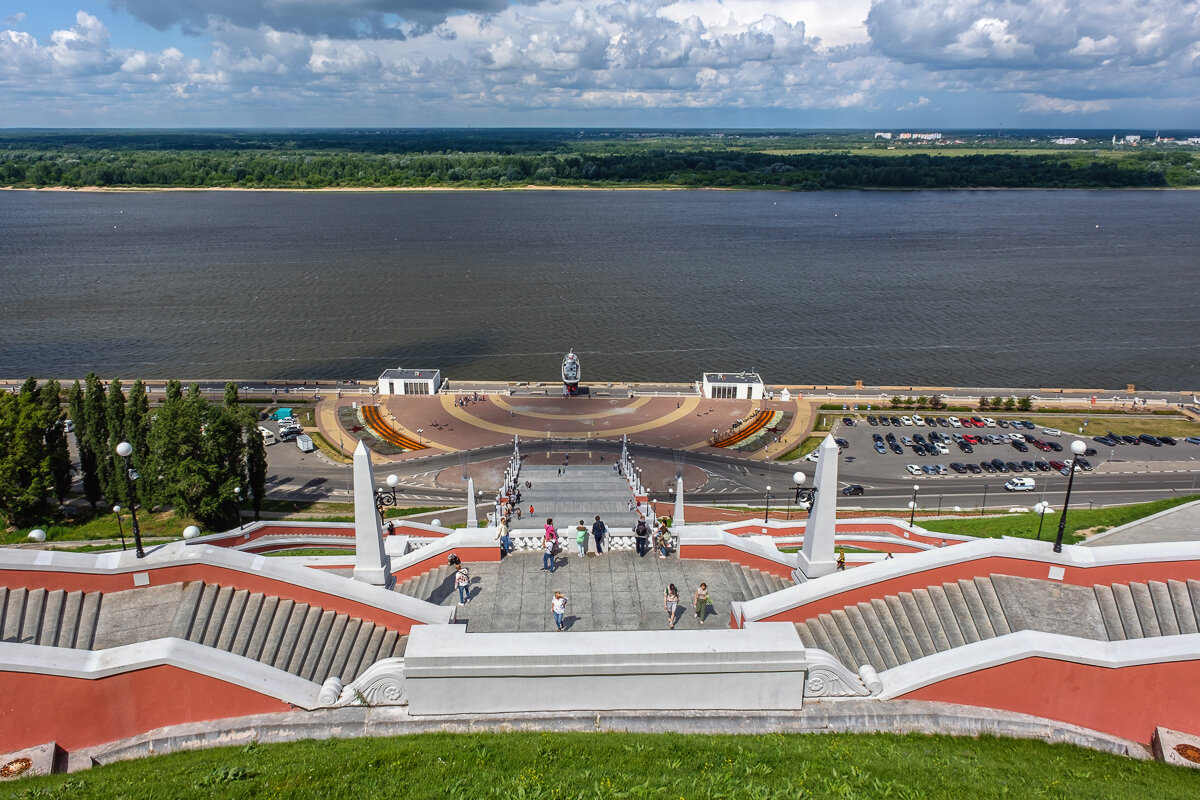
1,0,1198,129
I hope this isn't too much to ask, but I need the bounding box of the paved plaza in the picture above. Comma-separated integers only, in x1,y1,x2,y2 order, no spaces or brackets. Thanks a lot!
396,550,791,633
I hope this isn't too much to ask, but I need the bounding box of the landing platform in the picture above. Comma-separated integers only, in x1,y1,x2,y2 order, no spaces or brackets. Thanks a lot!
396,551,791,634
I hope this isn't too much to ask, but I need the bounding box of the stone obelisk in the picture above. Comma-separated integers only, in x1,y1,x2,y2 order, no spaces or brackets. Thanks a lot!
353,440,393,587
796,434,839,579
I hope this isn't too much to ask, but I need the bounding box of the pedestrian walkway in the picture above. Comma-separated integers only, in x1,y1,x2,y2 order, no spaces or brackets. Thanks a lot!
517,465,634,529
395,551,791,633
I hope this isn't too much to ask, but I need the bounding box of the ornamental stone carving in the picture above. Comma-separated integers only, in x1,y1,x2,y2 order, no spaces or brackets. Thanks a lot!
803,650,874,698
320,658,408,707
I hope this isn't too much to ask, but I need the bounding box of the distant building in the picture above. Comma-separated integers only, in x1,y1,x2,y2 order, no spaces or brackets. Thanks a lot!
874,132,892,140
377,368,441,396
1053,137,1085,145
701,372,764,400
897,132,942,141
1124,135,1142,144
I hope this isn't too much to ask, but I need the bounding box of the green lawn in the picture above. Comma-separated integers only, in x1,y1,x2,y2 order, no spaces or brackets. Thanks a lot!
2,731,1190,800
995,415,1199,439
922,494,1200,544
1,507,194,547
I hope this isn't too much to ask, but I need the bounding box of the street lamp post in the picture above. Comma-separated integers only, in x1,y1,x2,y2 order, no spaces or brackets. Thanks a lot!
233,486,243,529
1033,501,1052,540
416,428,424,445
115,442,145,559
908,484,920,526
792,471,816,519
764,485,773,523
112,504,127,551
1053,440,1088,553
375,473,399,523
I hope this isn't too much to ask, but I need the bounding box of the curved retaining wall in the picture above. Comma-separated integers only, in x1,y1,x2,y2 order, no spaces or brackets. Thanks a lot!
0,544,452,633
736,539,1200,626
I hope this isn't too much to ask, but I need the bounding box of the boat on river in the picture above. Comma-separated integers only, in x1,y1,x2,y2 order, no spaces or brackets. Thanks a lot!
562,351,580,393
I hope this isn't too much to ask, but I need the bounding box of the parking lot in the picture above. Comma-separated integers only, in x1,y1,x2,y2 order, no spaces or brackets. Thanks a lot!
819,412,1200,497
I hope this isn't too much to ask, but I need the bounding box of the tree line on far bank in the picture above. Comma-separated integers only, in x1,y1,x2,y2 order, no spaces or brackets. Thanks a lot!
0,376,266,531
0,147,1188,190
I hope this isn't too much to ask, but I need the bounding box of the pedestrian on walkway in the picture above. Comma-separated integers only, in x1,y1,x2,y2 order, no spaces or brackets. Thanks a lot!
385,520,395,536
836,549,846,571
543,534,557,572
455,564,471,604
529,504,535,517
655,520,672,558
694,583,711,624
664,583,680,629
576,520,589,556
495,515,512,556
552,591,568,631
634,515,650,557
592,515,607,554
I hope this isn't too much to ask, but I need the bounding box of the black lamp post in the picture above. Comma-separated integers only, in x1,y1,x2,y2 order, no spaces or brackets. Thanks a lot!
764,485,773,523
112,504,127,550
1053,440,1088,553
792,470,816,520
115,441,145,558
1034,501,1051,540
375,473,399,522
908,484,920,526
233,486,243,530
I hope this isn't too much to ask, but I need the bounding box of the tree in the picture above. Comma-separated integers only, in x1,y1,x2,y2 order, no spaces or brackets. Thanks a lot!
223,382,240,410
930,394,945,410
82,373,113,502
0,380,52,525
915,396,929,409
105,380,128,505
1018,396,1033,412
1004,396,1017,411
145,380,185,511
978,396,990,410
68,380,102,508
41,380,72,505
244,416,267,522
890,396,903,408
125,379,151,471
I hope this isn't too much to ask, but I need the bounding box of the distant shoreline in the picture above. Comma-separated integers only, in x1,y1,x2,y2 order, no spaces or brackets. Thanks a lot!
1,185,1192,194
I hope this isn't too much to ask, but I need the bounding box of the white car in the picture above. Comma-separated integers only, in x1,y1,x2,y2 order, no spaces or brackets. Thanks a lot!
983,417,997,427
804,450,820,462
906,464,922,475
1043,428,1063,437
900,416,914,426
934,442,950,455
912,415,925,426
1009,433,1025,442
948,417,962,428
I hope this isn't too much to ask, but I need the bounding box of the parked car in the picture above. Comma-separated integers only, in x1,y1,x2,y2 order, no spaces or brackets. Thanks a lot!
948,417,962,428
1021,460,1037,472
906,464,922,475
958,442,975,454
982,417,996,427
922,465,938,475
1159,436,1177,446
1047,441,1063,452
1094,435,1118,446
1042,428,1063,437
1034,459,1051,471
1011,441,1029,453
1139,434,1162,447
879,416,891,426
934,442,950,455
966,463,982,474
980,461,997,473
890,441,904,455
1005,461,1024,472
835,438,850,450
874,442,887,454
996,419,1010,428
1075,457,1093,471
935,417,950,427
1048,460,1067,471
1185,437,1200,445
842,417,855,426
841,484,865,496
912,415,926,426
991,459,1010,473
900,416,914,426
866,415,879,426
1005,477,1036,492
950,462,968,473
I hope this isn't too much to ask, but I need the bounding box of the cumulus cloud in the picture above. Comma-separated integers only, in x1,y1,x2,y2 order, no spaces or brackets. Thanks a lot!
107,0,510,39
3,12,26,26
1020,94,1113,114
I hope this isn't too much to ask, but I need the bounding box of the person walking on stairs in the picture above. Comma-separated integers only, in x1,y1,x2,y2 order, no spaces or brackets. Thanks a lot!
551,591,568,631
634,515,650,557
592,515,607,554
455,564,471,604
694,583,712,624
664,584,680,629
575,520,589,556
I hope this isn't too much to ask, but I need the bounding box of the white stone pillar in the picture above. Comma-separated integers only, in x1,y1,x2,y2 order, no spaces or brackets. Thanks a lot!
673,476,685,526
353,440,393,587
466,477,477,528
797,434,839,579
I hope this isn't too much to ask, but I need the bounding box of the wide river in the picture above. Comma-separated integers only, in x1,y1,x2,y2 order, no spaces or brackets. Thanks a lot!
1,189,1197,389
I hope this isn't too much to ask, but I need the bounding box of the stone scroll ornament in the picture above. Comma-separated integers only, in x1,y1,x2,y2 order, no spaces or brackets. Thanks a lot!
319,658,407,707
802,651,882,698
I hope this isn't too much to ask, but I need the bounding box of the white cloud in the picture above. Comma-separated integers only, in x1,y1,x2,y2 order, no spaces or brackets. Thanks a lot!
1020,94,1112,114
897,95,930,111
3,12,26,26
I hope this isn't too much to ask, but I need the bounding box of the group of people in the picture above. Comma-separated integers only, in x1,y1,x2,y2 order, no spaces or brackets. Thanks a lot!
633,514,673,558
537,516,610,571
663,583,713,629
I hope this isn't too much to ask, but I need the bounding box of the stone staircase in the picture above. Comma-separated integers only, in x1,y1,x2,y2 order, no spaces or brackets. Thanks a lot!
0,587,103,649
727,564,791,602
1,582,407,685
168,582,408,683
794,575,1200,673
394,564,457,604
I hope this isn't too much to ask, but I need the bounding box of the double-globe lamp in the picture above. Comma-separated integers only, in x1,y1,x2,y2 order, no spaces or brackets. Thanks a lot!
1053,440,1088,553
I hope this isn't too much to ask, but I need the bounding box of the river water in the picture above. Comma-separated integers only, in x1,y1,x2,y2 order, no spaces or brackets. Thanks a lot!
1,189,1197,388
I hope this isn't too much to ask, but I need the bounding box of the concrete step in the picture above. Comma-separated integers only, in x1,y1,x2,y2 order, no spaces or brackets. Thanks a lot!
830,609,870,669
973,577,1011,636
21,588,46,645
216,590,250,652
39,589,66,647
872,598,913,665
957,579,995,639
340,622,376,683
1110,583,1144,639
941,582,980,645
260,598,296,666
895,592,934,659
377,629,400,663
77,591,102,649
245,596,281,660
1093,585,1125,641
231,593,264,657
271,602,310,671
313,615,350,683
393,634,409,659
287,606,325,675
1129,583,1161,636
58,590,84,648
168,582,204,640
202,586,235,648
911,589,951,653
1189,580,1200,632
793,621,814,648
330,618,364,682
884,594,924,662
300,610,337,682
1169,580,1198,634
927,586,965,649
817,613,857,669
191,584,220,643
855,602,898,670
1,587,26,643
1148,581,1179,636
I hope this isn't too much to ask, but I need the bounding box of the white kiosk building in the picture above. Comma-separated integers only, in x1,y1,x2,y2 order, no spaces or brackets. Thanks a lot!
701,372,764,400
377,368,442,397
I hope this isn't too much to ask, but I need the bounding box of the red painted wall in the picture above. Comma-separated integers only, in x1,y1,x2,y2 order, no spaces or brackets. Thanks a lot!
0,666,289,753
0,566,419,632
758,557,1200,624
898,656,1200,745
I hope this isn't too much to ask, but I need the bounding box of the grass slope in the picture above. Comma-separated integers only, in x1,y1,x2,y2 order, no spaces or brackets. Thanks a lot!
3,732,1192,800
